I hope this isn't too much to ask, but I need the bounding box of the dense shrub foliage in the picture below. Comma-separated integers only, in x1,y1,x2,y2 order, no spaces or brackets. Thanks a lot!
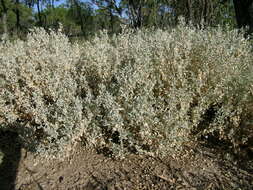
0,23,253,159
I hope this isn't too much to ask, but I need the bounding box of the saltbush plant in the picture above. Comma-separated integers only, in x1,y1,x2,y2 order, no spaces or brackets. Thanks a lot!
0,22,252,159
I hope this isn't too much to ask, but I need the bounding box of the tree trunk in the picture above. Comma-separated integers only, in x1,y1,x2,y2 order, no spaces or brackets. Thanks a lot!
15,0,21,32
73,0,85,35
233,0,253,34
127,0,143,29
109,9,114,33
186,0,192,22
36,0,42,26
0,0,8,40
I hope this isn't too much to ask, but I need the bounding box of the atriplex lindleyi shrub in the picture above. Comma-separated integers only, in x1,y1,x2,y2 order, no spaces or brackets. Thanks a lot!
1,23,253,159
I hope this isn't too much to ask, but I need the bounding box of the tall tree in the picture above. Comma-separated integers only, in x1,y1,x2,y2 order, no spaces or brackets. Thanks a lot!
221,0,253,34
14,0,21,31
0,0,9,39
233,0,253,34
91,0,122,32
125,0,144,28
170,0,217,26
68,0,94,36
35,0,43,26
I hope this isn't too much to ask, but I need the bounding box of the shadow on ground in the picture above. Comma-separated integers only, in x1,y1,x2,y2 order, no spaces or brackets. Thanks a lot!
0,130,21,190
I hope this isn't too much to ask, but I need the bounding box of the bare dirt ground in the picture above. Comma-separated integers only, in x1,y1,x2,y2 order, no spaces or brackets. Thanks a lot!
0,132,252,190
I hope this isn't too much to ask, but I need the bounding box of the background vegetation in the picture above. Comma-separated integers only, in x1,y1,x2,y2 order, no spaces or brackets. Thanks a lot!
1,0,253,39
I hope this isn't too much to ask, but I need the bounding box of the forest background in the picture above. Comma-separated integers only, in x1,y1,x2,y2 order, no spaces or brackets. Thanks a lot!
1,0,253,40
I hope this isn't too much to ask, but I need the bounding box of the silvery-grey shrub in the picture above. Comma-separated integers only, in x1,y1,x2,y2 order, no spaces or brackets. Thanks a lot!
0,22,252,159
